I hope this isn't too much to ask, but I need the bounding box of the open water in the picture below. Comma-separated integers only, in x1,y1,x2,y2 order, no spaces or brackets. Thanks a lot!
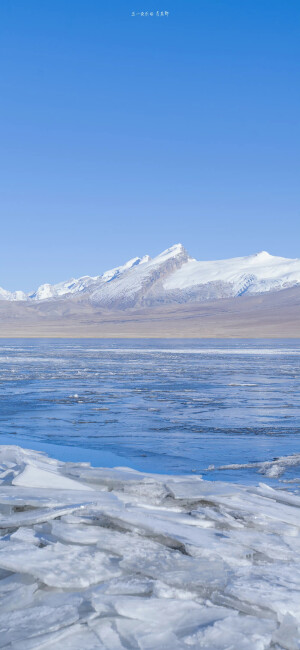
0,338,299,486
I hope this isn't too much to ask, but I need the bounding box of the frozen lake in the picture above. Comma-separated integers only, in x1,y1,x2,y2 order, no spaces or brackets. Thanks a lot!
0,339,300,487
1,341,300,648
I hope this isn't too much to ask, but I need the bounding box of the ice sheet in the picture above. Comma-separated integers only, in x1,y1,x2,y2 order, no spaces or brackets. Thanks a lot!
0,445,299,649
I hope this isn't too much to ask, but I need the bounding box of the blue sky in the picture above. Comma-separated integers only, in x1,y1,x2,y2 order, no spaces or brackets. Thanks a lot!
0,0,299,291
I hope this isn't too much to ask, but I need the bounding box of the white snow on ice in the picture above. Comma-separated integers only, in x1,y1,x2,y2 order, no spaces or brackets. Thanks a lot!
0,445,299,649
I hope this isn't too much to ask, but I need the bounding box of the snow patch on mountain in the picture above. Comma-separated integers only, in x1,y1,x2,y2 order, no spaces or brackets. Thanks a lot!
101,255,150,283
163,251,300,296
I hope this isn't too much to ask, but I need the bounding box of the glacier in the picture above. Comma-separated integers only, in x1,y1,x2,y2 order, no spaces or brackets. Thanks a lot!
1,244,300,307
0,444,299,649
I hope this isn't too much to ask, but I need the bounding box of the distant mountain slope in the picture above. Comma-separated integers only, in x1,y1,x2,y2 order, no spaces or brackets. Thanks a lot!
163,250,300,296
29,255,151,301
0,285,300,337
1,244,300,308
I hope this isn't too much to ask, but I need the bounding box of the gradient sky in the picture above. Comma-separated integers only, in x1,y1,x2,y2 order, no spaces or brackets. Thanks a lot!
0,0,299,291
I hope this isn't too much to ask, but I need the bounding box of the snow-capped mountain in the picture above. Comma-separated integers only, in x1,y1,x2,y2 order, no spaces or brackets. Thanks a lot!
163,249,300,299
28,255,150,301
0,287,27,302
1,244,300,307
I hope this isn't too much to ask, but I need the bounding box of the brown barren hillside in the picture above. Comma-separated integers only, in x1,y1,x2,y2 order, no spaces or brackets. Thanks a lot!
0,286,299,338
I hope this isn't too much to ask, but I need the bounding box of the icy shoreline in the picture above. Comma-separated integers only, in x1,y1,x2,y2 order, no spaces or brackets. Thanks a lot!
0,446,299,649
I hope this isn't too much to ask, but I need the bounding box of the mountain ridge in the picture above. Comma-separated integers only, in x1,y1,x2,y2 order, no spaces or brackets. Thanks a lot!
1,244,300,309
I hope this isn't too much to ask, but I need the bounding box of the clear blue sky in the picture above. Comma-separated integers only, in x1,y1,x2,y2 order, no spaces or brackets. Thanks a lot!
0,0,299,291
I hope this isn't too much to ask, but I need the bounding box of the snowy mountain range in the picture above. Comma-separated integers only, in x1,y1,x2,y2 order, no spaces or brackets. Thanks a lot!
1,244,300,308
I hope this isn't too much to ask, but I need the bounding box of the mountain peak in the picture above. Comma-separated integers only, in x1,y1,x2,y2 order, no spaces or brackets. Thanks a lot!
155,243,190,261
166,243,186,254
255,250,271,257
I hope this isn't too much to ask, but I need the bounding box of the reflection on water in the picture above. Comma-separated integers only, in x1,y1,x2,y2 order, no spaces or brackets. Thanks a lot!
0,338,299,486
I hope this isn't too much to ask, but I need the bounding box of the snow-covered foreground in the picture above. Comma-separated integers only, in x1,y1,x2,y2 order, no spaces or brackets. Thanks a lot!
0,446,299,649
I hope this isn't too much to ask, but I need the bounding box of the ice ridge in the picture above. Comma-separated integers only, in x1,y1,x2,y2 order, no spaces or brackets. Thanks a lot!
0,445,299,648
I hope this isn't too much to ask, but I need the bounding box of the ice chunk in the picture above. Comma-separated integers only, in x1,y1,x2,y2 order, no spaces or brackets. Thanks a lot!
0,444,299,649
9,624,105,650
272,614,300,650
0,542,122,588
12,464,93,491
0,602,80,646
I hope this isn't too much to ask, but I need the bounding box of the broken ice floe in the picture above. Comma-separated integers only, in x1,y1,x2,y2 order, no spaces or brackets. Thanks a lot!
206,452,300,480
0,445,299,649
